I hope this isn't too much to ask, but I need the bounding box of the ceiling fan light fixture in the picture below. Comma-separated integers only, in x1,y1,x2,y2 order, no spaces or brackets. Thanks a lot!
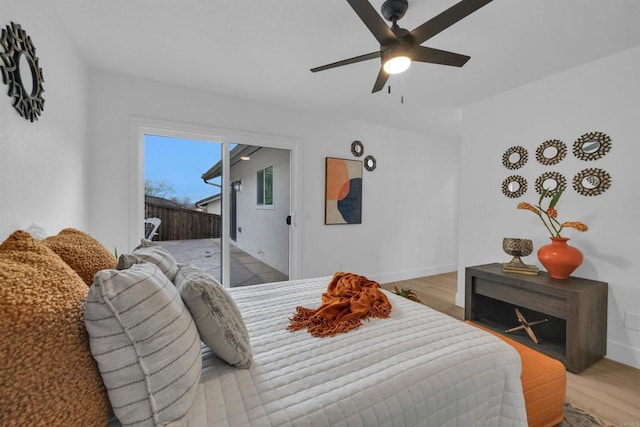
383,55,411,74
382,44,413,75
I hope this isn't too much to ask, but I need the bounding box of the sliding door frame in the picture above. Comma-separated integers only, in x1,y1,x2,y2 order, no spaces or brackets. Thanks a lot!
129,116,302,287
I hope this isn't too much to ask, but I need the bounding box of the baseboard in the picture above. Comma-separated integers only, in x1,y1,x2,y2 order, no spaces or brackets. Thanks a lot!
455,291,465,309
606,340,640,370
370,263,457,285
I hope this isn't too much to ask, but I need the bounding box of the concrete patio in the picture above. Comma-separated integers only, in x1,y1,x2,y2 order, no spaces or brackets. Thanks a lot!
157,238,288,287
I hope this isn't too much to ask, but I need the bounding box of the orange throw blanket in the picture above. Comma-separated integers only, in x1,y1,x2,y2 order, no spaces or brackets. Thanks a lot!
287,272,392,337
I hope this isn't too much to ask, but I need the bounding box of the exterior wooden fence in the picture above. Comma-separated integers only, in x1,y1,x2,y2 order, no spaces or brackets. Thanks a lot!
145,202,221,241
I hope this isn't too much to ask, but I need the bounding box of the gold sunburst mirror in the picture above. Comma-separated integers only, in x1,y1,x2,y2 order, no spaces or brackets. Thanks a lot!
0,22,45,122
502,175,527,198
536,139,567,165
535,171,567,197
502,146,528,170
573,132,611,161
573,168,611,196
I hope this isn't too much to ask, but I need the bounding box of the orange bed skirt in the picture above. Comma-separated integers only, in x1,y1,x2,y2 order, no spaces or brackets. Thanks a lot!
468,322,566,427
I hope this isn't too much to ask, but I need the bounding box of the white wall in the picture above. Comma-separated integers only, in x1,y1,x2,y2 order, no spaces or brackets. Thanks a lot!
458,46,640,368
231,147,290,275
87,69,460,283
0,2,90,241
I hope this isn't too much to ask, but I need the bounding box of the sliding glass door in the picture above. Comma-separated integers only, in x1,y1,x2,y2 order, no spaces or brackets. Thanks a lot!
136,120,298,288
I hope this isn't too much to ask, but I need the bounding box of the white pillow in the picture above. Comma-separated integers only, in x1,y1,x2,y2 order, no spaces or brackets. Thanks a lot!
84,263,201,427
176,264,252,368
23,222,48,240
117,242,178,282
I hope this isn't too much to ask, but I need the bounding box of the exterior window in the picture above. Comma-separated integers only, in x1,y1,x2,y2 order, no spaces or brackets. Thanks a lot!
257,166,273,206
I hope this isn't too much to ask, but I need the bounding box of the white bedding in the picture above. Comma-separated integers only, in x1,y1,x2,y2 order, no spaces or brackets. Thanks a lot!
183,276,527,426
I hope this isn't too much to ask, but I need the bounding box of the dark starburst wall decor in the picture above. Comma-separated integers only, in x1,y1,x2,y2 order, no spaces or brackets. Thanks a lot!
536,139,567,165
572,132,611,161
0,22,45,122
350,140,364,157
535,171,567,198
502,146,528,170
501,175,527,198
573,168,611,197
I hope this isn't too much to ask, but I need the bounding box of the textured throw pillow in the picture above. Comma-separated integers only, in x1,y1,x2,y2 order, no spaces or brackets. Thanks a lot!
176,264,252,368
117,240,178,282
85,262,202,427
44,228,117,285
0,231,109,426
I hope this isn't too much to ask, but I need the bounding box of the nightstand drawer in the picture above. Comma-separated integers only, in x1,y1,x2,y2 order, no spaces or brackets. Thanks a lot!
475,278,566,319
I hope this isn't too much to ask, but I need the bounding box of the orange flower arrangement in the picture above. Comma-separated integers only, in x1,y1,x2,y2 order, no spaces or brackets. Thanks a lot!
517,190,588,237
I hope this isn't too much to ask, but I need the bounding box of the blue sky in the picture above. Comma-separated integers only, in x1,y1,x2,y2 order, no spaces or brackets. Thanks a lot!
144,135,221,204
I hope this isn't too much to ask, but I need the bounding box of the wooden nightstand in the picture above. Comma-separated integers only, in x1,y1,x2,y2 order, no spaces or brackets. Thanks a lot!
465,263,607,373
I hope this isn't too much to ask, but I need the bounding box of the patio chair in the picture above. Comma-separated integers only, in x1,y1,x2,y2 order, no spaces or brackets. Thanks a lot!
144,217,161,241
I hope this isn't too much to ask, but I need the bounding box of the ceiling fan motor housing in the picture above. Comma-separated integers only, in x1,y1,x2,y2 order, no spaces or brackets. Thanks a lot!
381,0,409,22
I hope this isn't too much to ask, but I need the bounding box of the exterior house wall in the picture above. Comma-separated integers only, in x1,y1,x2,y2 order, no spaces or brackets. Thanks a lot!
231,147,290,275
200,199,221,215
208,200,221,215
459,45,640,369
0,2,90,241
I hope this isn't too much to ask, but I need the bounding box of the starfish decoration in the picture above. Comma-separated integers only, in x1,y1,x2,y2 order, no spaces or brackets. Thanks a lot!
505,308,549,344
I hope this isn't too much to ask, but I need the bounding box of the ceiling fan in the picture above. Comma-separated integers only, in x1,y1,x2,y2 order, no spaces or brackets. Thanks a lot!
310,0,493,93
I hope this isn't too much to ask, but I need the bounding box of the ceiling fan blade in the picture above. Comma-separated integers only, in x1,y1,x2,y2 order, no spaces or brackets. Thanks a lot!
372,67,389,93
410,0,493,45
311,51,381,73
346,0,397,45
413,46,470,67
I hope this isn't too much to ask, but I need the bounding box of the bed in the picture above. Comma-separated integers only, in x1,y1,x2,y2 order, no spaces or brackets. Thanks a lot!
0,227,526,426
177,276,527,426
1,221,534,427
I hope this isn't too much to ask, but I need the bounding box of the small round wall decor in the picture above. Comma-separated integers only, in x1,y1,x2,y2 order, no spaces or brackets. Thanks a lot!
536,139,567,165
351,140,364,157
573,132,611,161
573,168,611,196
534,171,567,197
501,175,527,198
502,146,528,170
0,22,45,122
364,155,376,171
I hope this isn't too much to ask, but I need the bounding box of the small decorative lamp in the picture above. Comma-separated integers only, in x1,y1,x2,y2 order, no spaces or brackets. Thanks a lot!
502,238,539,275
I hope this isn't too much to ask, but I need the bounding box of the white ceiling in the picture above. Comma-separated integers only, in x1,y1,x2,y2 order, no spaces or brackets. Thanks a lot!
20,0,640,136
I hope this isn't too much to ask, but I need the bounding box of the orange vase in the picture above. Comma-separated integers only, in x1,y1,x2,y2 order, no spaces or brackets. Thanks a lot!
537,237,583,280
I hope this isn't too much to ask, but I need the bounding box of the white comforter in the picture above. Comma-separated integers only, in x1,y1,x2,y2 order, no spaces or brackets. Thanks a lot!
185,276,527,426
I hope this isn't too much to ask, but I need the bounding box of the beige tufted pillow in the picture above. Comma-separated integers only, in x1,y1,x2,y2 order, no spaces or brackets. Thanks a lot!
0,231,110,426
44,228,117,285
176,264,252,368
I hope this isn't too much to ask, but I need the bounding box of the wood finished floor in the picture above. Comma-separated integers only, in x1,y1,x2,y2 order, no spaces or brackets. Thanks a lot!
381,272,640,426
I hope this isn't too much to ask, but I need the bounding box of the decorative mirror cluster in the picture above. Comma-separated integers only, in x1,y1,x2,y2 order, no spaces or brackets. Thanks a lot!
500,131,613,198
573,132,611,161
364,155,376,171
502,146,528,170
502,175,527,198
536,139,567,165
349,140,376,171
351,140,364,157
573,168,611,196
534,171,567,197
0,22,45,122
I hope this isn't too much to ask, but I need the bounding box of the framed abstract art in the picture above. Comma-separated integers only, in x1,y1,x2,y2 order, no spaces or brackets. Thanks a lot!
325,157,362,225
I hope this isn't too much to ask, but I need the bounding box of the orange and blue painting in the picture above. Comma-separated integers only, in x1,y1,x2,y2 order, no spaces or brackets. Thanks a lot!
325,157,362,224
